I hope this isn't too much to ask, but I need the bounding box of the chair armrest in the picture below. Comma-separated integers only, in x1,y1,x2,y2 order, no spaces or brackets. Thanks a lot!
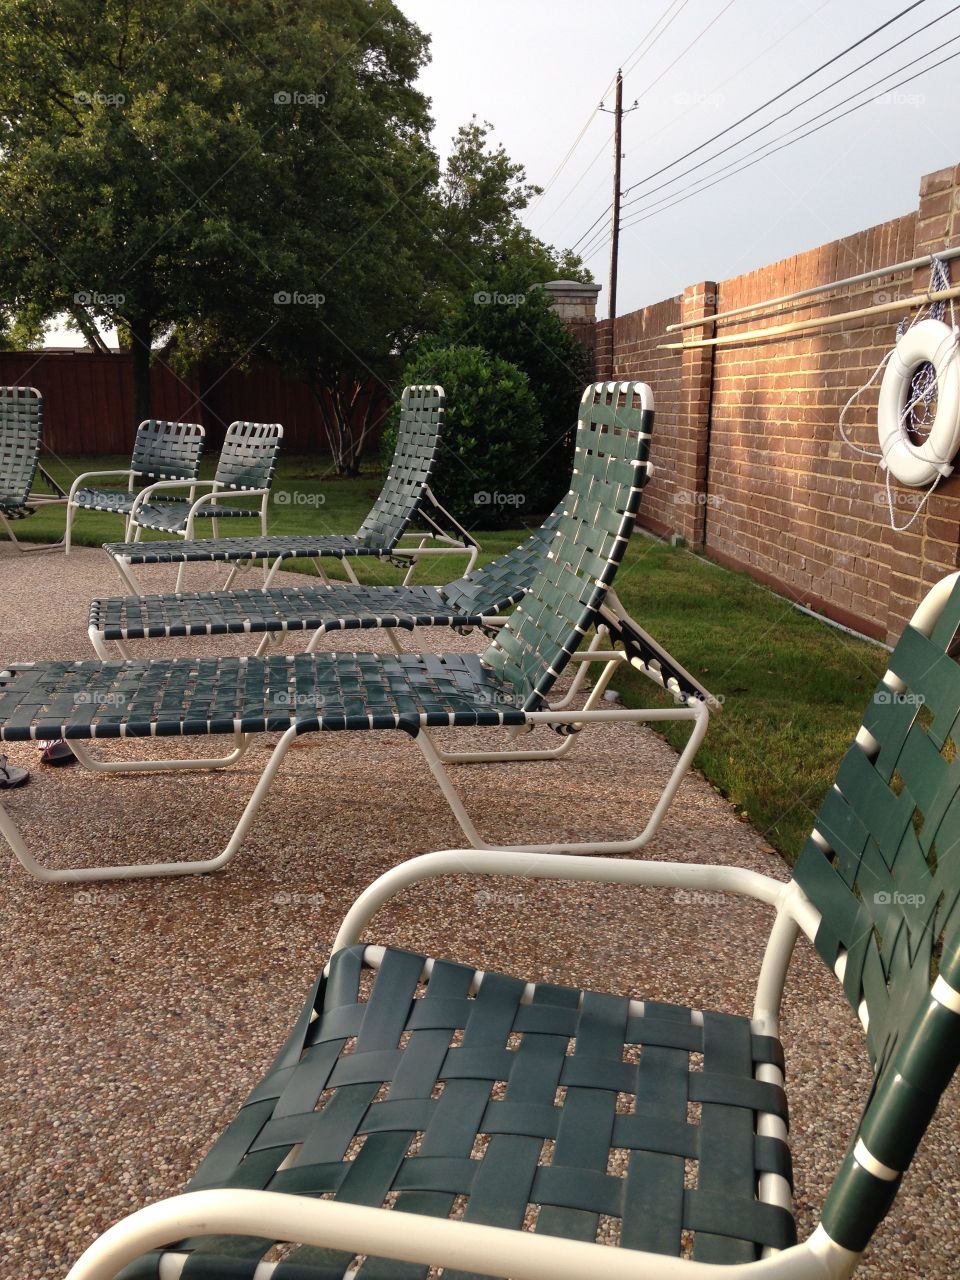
332,848,791,955
182,487,270,537
67,468,133,503
128,478,214,524
67,1186,832,1280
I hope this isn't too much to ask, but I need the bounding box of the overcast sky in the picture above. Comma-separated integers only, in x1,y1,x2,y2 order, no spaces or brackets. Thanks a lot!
398,0,960,314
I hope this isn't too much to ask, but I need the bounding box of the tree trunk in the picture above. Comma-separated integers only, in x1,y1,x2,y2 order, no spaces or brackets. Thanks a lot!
311,380,344,473
130,316,152,425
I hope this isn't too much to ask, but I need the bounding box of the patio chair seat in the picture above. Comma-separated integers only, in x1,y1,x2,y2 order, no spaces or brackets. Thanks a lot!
89,513,561,645
129,497,262,534
91,583,475,640
0,650,531,741
103,532,399,565
115,943,795,1278
71,486,141,514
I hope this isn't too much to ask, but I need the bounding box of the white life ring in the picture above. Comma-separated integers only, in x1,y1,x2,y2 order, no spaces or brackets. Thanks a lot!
878,317,960,486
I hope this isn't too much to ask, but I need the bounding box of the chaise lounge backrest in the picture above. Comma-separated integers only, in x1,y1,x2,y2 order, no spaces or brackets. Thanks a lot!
793,572,960,1253
356,385,444,550
440,501,565,616
481,381,653,709
0,386,42,513
129,420,205,485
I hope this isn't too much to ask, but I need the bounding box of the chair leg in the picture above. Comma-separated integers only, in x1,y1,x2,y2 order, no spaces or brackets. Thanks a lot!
86,627,133,661
67,729,252,774
0,509,65,553
414,698,709,854
434,646,623,764
64,501,75,554
0,727,299,882
108,553,145,595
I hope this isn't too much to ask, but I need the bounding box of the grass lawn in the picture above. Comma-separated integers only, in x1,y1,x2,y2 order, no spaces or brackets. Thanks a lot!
7,453,887,864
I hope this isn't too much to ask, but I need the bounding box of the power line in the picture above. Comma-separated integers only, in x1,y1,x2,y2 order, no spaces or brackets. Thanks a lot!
630,0,738,104
565,0,828,257
576,0,739,268
534,0,692,231
639,0,832,153
618,0,959,216
620,0,928,202
530,108,606,210
607,40,960,243
574,5,952,262
569,206,611,254
617,31,960,228
621,0,692,78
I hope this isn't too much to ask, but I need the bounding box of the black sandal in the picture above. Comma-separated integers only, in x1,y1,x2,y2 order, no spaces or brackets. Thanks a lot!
38,740,77,767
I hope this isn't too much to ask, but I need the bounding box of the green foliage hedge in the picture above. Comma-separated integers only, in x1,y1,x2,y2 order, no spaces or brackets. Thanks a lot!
382,345,543,529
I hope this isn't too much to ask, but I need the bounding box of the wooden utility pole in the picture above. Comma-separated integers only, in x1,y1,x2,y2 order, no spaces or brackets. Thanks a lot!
608,68,623,321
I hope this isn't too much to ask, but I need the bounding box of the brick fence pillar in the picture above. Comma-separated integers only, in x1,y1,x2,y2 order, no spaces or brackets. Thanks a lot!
535,279,602,373
674,281,717,547
900,165,960,633
594,318,614,379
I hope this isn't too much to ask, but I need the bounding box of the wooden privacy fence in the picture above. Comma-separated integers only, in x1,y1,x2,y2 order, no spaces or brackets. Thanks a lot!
0,350,389,456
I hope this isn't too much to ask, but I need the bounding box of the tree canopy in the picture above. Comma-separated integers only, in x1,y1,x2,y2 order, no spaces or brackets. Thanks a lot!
0,1,590,466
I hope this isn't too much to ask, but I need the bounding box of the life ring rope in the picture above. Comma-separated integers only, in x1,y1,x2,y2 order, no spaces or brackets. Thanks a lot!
838,258,960,532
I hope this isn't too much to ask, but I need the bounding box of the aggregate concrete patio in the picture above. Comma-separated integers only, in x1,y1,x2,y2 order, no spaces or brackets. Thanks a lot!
0,541,956,1279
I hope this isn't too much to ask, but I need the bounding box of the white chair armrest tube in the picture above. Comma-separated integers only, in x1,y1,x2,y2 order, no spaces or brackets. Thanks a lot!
65,1188,848,1280
128,478,214,523
67,468,134,502
332,848,790,954
182,487,269,537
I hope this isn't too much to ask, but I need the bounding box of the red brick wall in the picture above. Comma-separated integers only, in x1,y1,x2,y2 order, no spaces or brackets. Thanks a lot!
602,296,683,538
600,162,960,644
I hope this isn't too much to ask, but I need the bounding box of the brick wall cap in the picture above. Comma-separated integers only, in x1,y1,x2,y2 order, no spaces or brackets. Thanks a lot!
534,279,602,298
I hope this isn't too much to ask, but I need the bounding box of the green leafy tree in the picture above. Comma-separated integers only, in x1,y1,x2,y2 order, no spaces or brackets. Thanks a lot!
427,286,594,506
423,119,591,315
0,303,45,351
381,345,543,527
0,0,435,434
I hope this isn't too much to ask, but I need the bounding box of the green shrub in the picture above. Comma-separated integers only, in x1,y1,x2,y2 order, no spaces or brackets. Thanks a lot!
383,345,543,528
429,285,594,508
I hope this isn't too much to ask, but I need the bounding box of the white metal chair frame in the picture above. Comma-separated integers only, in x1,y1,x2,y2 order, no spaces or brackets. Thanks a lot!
0,647,710,883
124,421,283,590
64,847,862,1280
63,420,206,555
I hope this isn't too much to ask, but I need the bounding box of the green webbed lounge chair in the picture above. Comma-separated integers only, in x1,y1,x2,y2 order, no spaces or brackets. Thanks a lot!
87,505,566,660
125,419,282,537
86,496,707,768
0,386,66,552
64,419,205,554
0,382,712,880
66,573,960,1279
104,386,478,595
